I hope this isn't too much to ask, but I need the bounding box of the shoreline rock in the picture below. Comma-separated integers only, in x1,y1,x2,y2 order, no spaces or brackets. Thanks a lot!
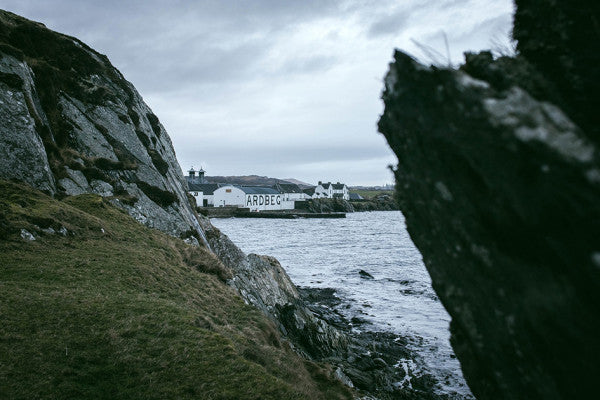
378,41,600,400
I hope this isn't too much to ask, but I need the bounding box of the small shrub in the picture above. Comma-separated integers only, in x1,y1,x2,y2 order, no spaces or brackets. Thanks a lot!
93,157,123,170
81,166,110,182
147,149,169,176
146,113,162,137
127,108,140,127
180,245,232,282
136,181,178,207
101,135,139,170
135,129,150,147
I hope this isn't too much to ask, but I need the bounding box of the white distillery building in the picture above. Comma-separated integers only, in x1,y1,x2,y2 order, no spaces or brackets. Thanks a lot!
213,185,296,211
186,167,223,207
314,182,330,198
314,181,349,200
332,182,349,200
274,183,308,201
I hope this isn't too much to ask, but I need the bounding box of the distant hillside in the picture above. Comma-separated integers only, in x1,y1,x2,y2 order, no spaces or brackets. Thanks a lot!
205,175,312,188
282,178,313,188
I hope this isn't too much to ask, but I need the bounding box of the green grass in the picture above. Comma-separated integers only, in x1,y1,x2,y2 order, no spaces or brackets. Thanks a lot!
0,180,352,400
351,189,394,199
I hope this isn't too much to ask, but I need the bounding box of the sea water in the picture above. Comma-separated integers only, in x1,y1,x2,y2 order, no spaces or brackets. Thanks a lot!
211,211,473,398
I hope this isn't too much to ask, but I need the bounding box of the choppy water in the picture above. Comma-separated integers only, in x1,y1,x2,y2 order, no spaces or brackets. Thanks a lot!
211,211,473,398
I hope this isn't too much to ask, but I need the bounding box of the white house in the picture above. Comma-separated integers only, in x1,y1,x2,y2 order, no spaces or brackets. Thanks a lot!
188,183,220,207
314,182,331,198
213,185,295,211
332,182,349,200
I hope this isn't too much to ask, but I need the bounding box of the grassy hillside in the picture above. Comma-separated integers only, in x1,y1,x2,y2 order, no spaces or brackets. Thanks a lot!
350,189,394,199
0,180,351,399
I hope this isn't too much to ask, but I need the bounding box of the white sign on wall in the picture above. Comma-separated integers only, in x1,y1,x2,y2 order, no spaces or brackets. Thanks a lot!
246,194,281,207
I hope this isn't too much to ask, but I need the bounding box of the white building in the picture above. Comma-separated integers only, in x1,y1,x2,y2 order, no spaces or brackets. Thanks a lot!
275,183,308,201
189,183,221,206
311,181,349,200
213,185,295,211
314,182,331,198
332,182,349,200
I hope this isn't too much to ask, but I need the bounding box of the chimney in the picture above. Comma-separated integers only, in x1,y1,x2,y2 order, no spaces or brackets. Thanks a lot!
318,181,322,185
188,167,196,179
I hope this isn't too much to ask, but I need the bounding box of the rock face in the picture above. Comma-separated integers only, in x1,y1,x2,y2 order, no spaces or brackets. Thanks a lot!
202,221,348,359
0,10,206,244
378,31,600,400
512,0,600,145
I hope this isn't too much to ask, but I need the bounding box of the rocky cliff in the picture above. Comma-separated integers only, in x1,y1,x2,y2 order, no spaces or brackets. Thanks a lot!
378,2,600,399
0,10,207,244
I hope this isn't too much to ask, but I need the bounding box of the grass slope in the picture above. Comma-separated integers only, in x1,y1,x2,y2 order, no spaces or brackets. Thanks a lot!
0,180,351,400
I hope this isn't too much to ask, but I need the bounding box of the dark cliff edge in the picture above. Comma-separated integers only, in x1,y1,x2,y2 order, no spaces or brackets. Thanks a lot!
378,2,600,399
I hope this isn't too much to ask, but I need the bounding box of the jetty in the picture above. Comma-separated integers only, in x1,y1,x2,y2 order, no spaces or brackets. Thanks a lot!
199,207,345,219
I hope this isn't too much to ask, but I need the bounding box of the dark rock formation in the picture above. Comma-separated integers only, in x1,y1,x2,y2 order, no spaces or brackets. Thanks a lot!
302,198,355,213
378,36,600,400
350,194,399,212
513,0,600,145
0,10,206,244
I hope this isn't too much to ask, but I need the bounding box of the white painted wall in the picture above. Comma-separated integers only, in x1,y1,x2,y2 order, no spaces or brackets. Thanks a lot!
333,185,349,200
244,193,295,211
282,192,307,201
190,191,204,207
213,186,246,207
314,184,328,198
204,194,214,206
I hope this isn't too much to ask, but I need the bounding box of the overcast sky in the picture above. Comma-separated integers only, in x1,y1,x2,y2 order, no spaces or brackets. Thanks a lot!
3,0,513,186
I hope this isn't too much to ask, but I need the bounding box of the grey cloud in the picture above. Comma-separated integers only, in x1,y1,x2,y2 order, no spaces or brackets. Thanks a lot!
279,55,338,76
177,141,391,168
368,10,410,38
453,13,513,44
1,0,512,185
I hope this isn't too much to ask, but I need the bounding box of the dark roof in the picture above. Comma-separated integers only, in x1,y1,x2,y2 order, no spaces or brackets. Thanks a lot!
188,183,220,194
319,182,332,188
332,183,346,189
238,186,281,194
303,187,316,195
276,183,303,193
349,193,364,200
186,176,206,185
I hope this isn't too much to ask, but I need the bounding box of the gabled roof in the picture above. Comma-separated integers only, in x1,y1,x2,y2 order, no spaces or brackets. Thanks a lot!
319,182,332,188
332,183,346,190
239,186,281,194
188,183,220,194
303,187,316,195
276,183,303,193
349,193,364,200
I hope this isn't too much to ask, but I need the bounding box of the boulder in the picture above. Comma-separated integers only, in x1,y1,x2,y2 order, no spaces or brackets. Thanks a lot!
379,48,600,399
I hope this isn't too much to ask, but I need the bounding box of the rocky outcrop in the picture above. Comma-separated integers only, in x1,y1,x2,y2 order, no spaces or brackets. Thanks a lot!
302,198,355,213
379,43,600,400
0,10,206,244
202,221,348,359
